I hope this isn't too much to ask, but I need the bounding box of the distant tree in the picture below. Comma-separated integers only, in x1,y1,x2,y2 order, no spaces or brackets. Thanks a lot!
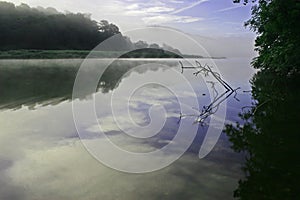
162,43,181,55
149,43,160,49
98,20,120,38
121,36,135,50
0,1,124,50
134,40,149,49
17,3,30,10
0,1,185,53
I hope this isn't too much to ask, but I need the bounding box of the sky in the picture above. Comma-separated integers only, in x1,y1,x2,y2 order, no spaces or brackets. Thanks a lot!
6,0,256,57
6,0,253,35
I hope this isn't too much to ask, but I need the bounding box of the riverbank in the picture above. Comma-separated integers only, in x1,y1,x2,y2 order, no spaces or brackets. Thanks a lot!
0,50,225,59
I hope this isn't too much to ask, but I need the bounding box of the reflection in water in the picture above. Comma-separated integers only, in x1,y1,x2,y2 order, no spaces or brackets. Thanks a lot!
0,59,175,110
0,60,79,109
179,61,240,125
0,59,255,199
225,71,300,199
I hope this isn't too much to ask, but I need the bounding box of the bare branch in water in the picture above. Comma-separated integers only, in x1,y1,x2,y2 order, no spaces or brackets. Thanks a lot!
179,60,240,125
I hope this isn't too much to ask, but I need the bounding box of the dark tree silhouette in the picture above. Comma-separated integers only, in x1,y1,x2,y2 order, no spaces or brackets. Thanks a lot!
0,1,126,50
234,0,300,75
225,0,300,199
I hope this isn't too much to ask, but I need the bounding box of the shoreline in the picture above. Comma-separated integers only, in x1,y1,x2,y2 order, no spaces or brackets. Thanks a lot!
0,50,226,60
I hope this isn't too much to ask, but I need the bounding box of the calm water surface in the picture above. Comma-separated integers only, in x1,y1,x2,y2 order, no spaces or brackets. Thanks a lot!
0,58,255,200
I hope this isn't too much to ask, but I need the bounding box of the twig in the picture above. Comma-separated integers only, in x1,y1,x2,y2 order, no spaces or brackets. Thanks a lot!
179,60,240,124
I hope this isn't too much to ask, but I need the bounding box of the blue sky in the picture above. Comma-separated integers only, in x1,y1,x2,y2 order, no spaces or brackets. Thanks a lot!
7,0,256,57
7,0,253,36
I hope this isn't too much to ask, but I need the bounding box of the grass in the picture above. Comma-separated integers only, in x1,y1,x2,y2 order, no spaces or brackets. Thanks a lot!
0,50,113,59
0,50,225,59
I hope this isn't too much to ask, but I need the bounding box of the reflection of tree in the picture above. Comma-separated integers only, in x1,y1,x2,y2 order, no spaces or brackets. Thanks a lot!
179,61,240,125
0,60,175,110
224,71,300,199
0,62,79,110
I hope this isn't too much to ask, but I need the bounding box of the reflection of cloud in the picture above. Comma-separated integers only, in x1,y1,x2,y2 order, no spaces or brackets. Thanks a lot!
6,140,241,200
87,111,147,133
0,58,246,199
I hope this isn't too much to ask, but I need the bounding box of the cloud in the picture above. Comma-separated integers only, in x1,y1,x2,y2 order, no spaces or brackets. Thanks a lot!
126,3,139,10
145,6,175,13
143,15,202,24
122,0,206,25
170,0,209,14
168,0,184,3
125,6,175,16
6,0,210,31
215,5,244,13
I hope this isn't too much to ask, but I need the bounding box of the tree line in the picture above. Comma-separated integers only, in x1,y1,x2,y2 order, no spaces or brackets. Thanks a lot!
0,1,182,55
0,1,123,50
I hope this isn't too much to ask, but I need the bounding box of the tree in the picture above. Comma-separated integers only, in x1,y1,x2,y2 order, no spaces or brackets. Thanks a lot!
98,20,120,38
149,43,160,49
134,40,149,49
234,0,300,75
0,1,123,50
224,1,300,199
162,43,181,55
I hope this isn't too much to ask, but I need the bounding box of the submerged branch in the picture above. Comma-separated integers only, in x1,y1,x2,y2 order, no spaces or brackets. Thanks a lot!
179,60,240,125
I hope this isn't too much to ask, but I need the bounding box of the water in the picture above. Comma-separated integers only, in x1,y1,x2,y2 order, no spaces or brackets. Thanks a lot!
0,58,255,200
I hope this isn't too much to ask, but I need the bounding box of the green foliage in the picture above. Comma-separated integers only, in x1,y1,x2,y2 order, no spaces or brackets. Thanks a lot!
235,0,300,74
0,49,188,59
0,1,123,50
0,50,128,59
0,50,90,59
225,0,300,199
0,1,187,57
120,48,183,58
